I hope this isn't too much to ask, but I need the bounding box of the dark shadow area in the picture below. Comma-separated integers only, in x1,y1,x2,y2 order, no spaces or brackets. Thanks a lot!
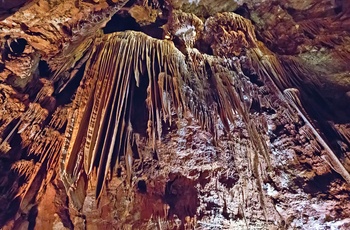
164,173,199,221
130,73,149,136
302,173,342,195
27,205,38,230
9,38,27,55
54,63,86,106
0,197,20,228
234,3,250,19
103,13,142,34
218,173,239,189
137,180,147,193
0,0,28,20
103,10,167,39
38,60,51,79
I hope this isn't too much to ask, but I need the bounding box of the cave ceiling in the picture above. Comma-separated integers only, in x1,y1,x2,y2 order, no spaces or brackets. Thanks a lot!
0,0,350,229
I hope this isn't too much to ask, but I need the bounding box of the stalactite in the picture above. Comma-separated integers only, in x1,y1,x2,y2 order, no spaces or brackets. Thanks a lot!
1,2,350,228
284,88,350,184
54,23,281,211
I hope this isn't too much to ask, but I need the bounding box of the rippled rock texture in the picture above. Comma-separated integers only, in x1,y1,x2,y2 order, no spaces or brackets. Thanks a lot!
0,0,350,229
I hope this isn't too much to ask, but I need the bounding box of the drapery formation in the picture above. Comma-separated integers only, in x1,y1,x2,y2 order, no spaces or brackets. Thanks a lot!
58,26,273,209
1,2,350,226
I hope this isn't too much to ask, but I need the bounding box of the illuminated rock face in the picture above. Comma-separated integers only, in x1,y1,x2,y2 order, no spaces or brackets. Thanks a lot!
0,0,350,229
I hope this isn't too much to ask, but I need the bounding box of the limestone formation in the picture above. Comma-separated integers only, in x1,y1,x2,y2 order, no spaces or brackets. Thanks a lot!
0,0,350,229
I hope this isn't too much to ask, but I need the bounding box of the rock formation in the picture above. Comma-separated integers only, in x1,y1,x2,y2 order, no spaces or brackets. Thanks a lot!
0,0,350,229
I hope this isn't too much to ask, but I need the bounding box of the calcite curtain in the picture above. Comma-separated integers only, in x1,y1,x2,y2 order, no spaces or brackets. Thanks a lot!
0,0,350,229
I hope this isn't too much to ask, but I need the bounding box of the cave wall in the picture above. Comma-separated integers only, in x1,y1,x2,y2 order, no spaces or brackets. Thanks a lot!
0,0,350,229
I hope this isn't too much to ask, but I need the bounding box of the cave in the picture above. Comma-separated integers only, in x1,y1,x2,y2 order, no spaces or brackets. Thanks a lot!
0,0,350,229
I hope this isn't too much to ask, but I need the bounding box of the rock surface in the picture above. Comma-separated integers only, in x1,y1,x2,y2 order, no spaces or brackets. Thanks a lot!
0,0,350,229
